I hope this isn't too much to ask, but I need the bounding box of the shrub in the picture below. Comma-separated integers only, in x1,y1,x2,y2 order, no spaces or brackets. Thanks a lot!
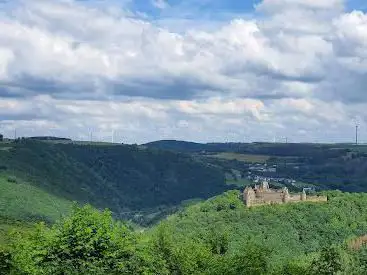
11,205,164,274
0,247,13,275
7,176,17,184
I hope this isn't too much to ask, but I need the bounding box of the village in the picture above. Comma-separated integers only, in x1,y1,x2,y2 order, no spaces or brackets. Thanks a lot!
245,163,316,192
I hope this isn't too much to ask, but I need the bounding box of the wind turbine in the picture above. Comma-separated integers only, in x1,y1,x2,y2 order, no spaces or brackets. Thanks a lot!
355,119,359,145
111,130,116,143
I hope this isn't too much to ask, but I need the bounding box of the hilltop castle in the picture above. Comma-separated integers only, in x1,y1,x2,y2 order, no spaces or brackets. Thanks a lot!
243,181,327,207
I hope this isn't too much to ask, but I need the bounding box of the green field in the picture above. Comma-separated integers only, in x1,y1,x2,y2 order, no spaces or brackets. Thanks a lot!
225,178,253,188
208,152,270,163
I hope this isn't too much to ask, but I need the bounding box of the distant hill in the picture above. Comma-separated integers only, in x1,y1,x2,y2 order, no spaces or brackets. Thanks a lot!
144,140,350,157
145,140,367,193
144,140,251,153
0,140,228,224
143,140,209,152
25,136,72,141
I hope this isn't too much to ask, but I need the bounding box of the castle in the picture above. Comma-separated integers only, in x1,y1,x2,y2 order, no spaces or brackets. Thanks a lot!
243,181,327,207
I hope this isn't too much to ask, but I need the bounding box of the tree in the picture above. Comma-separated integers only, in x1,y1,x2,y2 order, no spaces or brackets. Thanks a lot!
0,247,13,275
310,246,345,275
11,204,163,274
215,243,270,275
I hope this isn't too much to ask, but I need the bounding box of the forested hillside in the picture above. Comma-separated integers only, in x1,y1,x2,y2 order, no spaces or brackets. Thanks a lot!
2,191,367,274
153,190,367,273
146,140,367,192
0,140,228,222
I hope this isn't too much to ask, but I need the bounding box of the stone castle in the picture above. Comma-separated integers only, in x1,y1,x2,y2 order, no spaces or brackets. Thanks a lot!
243,181,327,207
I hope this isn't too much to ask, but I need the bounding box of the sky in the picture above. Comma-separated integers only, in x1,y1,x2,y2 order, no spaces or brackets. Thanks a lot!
1,0,367,144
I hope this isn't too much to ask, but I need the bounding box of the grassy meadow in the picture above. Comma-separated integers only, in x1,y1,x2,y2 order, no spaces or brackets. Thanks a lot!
208,152,271,163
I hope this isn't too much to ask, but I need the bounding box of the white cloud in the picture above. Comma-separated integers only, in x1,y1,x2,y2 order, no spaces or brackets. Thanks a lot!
256,0,344,13
0,0,367,143
152,0,169,10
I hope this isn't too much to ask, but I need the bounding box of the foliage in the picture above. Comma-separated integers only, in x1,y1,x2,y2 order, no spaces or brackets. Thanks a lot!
0,246,13,275
310,246,345,275
0,140,228,225
0,175,72,224
10,205,165,274
157,190,367,270
2,191,367,274
146,140,367,192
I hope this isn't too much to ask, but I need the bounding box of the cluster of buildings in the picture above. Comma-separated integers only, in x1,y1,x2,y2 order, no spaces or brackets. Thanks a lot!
248,163,277,173
248,174,296,186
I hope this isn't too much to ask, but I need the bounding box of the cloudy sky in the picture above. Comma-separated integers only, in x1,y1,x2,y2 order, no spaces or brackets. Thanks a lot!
1,0,367,143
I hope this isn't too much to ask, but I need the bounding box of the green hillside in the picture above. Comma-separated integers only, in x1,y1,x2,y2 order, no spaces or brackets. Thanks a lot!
2,190,367,274
0,174,73,246
0,140,228,223
157,190,367,271
146,140,367,192
0,175,72,223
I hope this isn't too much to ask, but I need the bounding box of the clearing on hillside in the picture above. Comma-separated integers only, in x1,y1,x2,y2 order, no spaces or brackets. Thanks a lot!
208,152,270,163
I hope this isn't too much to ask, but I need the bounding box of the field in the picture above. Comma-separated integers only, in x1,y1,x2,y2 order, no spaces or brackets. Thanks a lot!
225,178,253,187
207,152,270,163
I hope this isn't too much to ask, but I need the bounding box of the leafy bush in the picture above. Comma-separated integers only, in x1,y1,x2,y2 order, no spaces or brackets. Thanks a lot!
4,193,367,274
0,247,13,275
6,176,17,184
11,205,165,274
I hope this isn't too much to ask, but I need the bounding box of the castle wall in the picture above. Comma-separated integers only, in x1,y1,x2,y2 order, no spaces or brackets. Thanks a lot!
305,196,328,202
261,192,283,202
243,186,327,207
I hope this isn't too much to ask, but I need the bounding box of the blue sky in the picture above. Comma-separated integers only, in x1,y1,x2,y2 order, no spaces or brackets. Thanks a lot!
133,0,261,17
1,0,367,143
129,0,366,18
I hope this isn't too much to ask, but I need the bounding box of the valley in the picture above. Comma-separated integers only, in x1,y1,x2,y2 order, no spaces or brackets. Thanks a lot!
0,139,367,274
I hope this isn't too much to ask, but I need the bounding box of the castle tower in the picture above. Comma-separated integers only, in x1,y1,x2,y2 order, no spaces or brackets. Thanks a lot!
243,187,255,207
282,187,290,203
301,189,307,201
261,181,269,191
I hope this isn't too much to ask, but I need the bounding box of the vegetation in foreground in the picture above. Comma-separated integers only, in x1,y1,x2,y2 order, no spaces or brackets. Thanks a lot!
1,191,367,274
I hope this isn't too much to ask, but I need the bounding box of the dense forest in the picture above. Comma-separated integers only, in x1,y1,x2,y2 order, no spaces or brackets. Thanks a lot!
1,191,367,274
0,140,229,225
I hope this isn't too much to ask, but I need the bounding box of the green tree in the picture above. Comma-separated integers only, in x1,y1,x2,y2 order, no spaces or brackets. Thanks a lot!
11,204,163,274
151,224,214,275
281,257,311,275
216,243,270,275
0,247,13,275
310,246,345,275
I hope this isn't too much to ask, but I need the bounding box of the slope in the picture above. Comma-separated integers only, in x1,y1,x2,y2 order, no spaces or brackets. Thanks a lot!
145,140,367,192
158,190,367,269
0,140,228,222
0,174,73,246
